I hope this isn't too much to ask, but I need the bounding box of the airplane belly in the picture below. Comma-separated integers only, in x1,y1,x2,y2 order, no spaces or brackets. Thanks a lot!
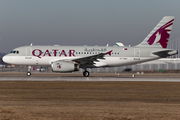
2,56,32,65
102,57,134,67
102,57,159,67
3,56,50,66
19,56,39,65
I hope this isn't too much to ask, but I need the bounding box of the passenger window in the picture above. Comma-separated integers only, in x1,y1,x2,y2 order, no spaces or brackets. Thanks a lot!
17,51,19,54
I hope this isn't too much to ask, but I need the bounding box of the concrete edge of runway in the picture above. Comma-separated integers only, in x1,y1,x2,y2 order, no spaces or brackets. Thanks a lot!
0,72,180,82
0,72,180,76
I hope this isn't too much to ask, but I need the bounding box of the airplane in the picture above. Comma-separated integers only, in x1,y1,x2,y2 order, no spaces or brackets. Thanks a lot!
2,16,178,77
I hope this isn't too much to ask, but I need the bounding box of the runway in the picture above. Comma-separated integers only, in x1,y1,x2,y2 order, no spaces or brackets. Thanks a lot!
0,73,180,82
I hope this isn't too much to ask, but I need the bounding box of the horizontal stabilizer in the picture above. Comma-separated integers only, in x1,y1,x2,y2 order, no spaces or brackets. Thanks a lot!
151,49,178,57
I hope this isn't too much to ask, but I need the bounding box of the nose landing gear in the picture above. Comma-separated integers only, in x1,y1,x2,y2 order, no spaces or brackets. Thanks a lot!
26,72,31,76
27,66,31,76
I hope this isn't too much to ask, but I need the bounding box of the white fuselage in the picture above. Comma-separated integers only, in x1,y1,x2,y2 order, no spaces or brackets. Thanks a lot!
3,45,161,68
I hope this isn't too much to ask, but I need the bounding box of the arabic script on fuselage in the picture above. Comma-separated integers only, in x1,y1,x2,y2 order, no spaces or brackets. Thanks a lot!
84,48,107,52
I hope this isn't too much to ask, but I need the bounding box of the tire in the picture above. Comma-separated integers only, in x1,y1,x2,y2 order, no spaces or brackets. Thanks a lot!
83,71,89,77
26,72,31,76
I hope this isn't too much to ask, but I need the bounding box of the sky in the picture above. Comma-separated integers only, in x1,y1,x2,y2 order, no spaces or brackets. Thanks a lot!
0,0,180,53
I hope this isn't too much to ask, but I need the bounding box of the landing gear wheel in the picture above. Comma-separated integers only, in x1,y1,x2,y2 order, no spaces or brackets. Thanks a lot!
26,72,31,76
83,71,90,77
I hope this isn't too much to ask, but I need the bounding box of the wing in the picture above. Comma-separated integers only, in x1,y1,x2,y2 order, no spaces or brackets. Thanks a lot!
71,50,113,65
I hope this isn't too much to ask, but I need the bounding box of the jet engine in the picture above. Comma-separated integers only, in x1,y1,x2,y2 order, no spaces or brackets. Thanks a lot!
51,61,79,72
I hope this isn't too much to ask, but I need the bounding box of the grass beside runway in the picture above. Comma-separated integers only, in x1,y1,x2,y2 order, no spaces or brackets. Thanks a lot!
0,81,180,120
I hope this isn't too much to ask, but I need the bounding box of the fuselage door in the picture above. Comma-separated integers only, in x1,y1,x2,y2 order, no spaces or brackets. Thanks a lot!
134,48,140,60
26,47,32,56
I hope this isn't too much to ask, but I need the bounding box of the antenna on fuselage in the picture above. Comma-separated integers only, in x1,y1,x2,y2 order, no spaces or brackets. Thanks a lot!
30,43,33,46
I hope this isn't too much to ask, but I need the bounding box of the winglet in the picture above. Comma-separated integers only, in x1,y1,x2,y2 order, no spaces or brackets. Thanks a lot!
107,50,113,56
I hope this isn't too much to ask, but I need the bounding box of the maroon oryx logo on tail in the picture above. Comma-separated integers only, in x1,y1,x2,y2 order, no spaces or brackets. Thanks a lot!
147,19,174,48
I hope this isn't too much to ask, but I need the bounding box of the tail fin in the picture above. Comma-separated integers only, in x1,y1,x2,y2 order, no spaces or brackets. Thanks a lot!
137,16,174,48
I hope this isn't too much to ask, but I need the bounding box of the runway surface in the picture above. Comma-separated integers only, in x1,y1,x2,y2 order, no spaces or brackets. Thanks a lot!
0,72,180,82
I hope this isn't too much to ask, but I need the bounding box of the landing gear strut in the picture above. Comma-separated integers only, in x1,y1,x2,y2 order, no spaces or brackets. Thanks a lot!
83,71,90,77
27,66,32,76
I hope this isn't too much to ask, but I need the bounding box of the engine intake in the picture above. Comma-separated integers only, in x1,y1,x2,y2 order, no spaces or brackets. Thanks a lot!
51,61,79,72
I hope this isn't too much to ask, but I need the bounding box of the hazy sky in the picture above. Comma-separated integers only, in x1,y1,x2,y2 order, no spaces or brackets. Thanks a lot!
0,0,180,53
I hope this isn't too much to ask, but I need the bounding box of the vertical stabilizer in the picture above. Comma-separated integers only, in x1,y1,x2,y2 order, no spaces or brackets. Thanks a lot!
137,16,174,48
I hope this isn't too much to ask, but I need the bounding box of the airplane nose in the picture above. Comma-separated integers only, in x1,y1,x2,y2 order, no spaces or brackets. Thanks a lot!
2,56,7,63
2,55,10,64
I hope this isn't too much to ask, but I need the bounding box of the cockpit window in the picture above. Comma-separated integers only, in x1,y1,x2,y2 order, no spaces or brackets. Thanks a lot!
10,50,19,54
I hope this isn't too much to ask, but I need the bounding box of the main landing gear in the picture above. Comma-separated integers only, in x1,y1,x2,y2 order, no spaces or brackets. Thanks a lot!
83,71,90,77
27,66,32,76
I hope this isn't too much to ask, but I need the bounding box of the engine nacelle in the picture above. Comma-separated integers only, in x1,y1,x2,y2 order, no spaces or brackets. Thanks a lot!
51,61,79,72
